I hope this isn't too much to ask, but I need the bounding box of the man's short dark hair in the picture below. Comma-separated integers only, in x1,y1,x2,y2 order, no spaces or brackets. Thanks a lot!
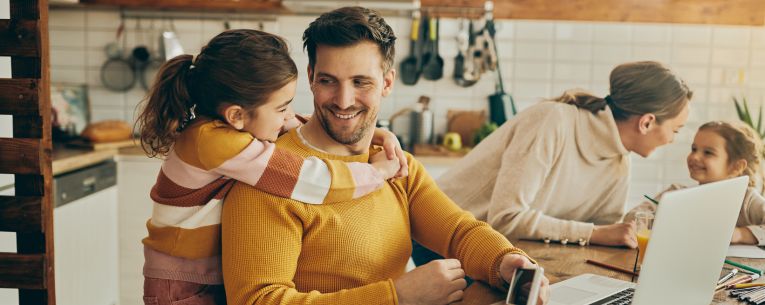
303,6,396,72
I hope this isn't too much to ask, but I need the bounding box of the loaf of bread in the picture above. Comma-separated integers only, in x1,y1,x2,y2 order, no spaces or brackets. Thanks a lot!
80,120,133,143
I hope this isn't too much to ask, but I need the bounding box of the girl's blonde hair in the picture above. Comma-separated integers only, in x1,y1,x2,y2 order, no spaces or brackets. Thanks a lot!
553,61,693,123
699,121,764,190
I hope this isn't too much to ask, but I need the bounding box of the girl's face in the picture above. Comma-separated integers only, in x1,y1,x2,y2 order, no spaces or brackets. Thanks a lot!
687,129,739,184
243,80,297,142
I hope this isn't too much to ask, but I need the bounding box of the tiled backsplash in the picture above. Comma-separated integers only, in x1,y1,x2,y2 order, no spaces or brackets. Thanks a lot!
49,7,765,208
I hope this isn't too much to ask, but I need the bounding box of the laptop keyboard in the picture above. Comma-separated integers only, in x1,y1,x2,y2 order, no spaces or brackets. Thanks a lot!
590,288,634,305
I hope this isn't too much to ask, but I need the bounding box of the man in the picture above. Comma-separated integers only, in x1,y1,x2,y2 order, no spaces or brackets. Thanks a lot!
221,7,550,305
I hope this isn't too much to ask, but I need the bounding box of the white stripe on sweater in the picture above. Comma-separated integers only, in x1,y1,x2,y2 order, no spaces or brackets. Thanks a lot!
162,150,222,189
151,200,222,229
291,156,331,204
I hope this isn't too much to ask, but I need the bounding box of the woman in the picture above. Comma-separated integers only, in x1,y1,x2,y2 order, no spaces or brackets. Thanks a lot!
436,61,692,252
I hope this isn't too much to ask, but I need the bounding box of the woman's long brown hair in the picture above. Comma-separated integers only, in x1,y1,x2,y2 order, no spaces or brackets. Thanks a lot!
136,29,298,157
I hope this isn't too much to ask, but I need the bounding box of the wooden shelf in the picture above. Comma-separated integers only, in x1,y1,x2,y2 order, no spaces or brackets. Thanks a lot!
422,0,765,26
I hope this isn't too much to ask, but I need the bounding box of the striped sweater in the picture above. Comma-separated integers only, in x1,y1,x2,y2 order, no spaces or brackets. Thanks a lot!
221,128,533,305
142,119,386,284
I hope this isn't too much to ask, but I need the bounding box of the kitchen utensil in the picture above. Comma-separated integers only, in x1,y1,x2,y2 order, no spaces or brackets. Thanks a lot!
453,19,476,87
162,19,184,60
100,20,137,92
422,17,443,81
130,19,151,77
419,13,431,73
463,20,482,83
486,18,517,125
140,20,166,90
400,12,421,86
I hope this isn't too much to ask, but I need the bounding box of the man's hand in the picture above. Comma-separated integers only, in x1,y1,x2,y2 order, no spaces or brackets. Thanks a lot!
394,259,467,305
499,254,550,305
371,128,408,178
590,222,638,248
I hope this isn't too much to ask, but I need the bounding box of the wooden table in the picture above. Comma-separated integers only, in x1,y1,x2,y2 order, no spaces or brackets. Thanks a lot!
456,239,763,305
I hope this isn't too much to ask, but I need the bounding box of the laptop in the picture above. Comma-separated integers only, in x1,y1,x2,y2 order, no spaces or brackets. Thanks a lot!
549,176,749,305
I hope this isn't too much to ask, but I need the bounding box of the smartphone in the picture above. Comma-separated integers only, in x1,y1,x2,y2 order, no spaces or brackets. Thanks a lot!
505,266,544,305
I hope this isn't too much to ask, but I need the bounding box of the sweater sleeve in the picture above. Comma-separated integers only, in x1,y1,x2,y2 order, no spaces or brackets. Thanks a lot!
221,184,399,305
405,154,534,290
195,124,385,204
484,120,597,243
740,189,765,246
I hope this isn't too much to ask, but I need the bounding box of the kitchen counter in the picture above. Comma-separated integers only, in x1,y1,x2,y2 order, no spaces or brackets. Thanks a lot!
52,144,149,176
52,143,461,176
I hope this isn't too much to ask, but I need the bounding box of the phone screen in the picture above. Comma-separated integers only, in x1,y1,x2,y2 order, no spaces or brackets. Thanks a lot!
506,268,537,305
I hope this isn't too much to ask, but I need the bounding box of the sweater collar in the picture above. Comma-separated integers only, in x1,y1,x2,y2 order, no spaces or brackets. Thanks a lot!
280,127,370,163
574,104,629,161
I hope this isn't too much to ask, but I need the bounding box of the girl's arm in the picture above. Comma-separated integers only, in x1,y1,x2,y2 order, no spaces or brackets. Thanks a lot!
734,189,765,245
196,124,395,204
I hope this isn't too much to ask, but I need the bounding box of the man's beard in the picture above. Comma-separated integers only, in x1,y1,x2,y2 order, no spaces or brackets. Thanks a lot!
316,105,375,145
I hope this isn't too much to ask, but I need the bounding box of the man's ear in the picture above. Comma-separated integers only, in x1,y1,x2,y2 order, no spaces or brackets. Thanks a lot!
382,68,396,97
637,113,656,135
307,65,315,87
222,105,245,130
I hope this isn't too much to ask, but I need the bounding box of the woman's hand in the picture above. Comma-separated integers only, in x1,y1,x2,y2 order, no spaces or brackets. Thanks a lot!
371,128,408,179
590,222,638,248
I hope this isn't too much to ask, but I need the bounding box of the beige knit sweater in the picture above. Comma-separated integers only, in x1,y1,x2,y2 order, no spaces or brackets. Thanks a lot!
437,101,631,243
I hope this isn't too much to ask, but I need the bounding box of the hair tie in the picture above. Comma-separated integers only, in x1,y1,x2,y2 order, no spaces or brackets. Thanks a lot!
604,95,614,105
190,54,198,69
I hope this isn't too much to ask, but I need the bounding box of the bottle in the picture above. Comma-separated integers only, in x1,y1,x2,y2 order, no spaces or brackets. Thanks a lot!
410,95,434,146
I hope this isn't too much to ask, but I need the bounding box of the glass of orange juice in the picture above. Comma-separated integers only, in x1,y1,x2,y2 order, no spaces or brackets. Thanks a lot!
635,211,654,269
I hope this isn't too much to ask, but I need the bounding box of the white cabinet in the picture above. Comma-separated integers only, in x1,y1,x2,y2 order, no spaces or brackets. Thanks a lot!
54,186,119,305
116,155,161,305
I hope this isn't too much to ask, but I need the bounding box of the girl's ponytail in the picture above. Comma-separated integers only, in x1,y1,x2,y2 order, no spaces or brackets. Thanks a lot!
136,54,194,157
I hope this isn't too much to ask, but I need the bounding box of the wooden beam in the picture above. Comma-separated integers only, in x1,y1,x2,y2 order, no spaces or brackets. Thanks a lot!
81,0,284,11
0,196,42,233
10,57,40,79
0,253,45,290
422,0,765,26
0,138,41,175
0,79,40,116
13,115,44,139
9,0,39,20
0,20,40,57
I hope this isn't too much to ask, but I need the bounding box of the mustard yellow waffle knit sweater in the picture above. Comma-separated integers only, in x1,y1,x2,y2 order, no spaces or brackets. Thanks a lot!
222,129,532,305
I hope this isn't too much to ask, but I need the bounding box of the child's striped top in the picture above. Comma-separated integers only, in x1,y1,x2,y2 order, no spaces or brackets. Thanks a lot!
142,119,386,284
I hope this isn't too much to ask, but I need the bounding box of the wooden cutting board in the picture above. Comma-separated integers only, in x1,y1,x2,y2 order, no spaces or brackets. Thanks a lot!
447,109,487,147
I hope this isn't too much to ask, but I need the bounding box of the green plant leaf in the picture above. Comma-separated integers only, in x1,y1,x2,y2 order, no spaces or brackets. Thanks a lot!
735,97,746,121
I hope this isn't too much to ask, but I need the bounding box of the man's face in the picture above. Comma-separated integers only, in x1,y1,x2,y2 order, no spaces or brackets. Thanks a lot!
308,41,395,145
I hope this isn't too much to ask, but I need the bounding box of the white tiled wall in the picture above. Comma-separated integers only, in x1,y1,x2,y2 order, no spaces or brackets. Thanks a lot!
49,8,765,207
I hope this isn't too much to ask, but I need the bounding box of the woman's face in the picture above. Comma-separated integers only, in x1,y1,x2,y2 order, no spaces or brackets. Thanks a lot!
632,102,690,157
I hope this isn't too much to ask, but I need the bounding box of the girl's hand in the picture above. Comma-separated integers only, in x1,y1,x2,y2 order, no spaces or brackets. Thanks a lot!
370,151,400,180
732,227,757,244
372,128,409,179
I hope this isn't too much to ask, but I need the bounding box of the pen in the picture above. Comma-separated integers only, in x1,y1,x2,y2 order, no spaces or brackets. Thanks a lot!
716,273,760,291
735,283,765,289
718,268,739,285
725,260,764,276
585,259,639,276
643,195,659,205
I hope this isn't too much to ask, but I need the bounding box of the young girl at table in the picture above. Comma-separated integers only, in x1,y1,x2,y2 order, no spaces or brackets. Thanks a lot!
625,120,765,245
135,29,406,305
